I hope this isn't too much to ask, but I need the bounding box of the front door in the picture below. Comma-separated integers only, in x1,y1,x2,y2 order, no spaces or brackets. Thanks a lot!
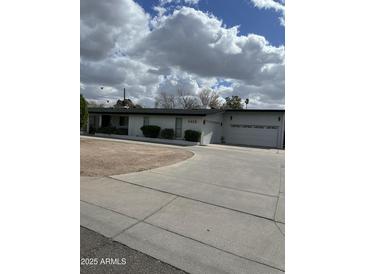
175,117,182,138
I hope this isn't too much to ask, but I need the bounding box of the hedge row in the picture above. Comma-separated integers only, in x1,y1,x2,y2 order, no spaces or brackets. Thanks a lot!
90,125,201,142
141,125,201,142
184,130,201,142
94,126,128,135
140,125,161,138
161,128,174,139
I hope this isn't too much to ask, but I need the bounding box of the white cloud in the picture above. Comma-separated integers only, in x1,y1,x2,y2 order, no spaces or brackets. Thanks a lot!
159,0,177,5
184,0,200,5
80,0,149,61
159,0,200,6
153,6,167,17
250,0,285,26
157,70,203,95
250,0,284,12
80,1,284,108
131,7,284,85
81,56,161,105
224,79,284,108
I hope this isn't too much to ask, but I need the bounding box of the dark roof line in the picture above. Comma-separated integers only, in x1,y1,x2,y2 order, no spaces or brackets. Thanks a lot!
224,109,285,113
87,107,284,116
87,108,223,116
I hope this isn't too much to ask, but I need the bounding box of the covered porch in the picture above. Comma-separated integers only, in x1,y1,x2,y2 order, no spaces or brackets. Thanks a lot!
88,114,129,135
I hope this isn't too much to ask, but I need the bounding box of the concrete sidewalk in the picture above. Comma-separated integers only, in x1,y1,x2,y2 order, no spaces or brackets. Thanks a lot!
81,142,285,273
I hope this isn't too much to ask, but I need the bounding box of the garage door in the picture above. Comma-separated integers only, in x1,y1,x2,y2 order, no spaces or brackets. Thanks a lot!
226,124,279,148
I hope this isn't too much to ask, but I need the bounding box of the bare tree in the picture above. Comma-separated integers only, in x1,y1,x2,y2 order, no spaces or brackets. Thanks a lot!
154,91,177,109
209,93,221,109
198,88,211,107
183,97,201,109
198,88,221,109
177,89,201,109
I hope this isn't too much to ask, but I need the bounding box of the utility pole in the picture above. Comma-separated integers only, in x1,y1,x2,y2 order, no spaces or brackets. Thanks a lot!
245,98,249,109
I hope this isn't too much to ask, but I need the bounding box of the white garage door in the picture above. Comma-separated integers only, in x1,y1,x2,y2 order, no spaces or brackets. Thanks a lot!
226,124,279,148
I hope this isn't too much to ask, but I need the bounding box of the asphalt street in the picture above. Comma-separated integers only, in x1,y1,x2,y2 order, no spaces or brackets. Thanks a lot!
80,226,186,274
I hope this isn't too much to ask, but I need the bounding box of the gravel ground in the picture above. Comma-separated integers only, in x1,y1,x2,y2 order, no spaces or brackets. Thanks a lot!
80,138,193,177
80,227,186,274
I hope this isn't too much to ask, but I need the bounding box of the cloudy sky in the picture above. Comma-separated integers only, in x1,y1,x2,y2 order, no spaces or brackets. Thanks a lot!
81,0,285,108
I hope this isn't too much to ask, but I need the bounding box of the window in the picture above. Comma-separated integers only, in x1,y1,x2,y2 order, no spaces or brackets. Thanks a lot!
119,116,128,127
175,117,182,138
101,115,111,127
143,117,149,126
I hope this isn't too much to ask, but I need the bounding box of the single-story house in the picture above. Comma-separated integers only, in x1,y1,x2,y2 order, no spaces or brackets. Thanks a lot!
87,108,285,148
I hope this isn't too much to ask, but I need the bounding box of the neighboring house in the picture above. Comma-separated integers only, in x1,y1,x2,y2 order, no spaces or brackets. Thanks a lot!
88,108,285,148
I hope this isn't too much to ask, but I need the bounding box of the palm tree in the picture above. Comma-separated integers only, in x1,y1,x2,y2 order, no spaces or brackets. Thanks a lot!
245,98,249,109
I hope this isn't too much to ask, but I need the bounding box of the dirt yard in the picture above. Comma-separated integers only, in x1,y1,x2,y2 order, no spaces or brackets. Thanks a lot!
80,138,194,177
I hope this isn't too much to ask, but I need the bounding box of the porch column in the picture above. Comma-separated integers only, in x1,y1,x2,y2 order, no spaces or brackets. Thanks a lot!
98,115,102,128
86,115,90,133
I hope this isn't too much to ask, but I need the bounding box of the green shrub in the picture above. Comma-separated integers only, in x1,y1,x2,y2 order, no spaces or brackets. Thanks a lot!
140,125,161,138
94,126,128,135
184,130,201,142
80,94,88,130
96,126,116,134
114,128,128,135
161,128,174,139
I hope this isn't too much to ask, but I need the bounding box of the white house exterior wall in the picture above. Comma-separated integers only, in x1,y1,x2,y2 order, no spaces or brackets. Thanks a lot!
128,115,144,136
222,111,285,148
180,116,204,138
128,115,205,141
201,113,224,144
88,111,285,148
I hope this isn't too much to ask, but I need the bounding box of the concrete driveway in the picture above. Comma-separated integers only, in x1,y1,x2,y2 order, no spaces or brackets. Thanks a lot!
81,140,285,274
